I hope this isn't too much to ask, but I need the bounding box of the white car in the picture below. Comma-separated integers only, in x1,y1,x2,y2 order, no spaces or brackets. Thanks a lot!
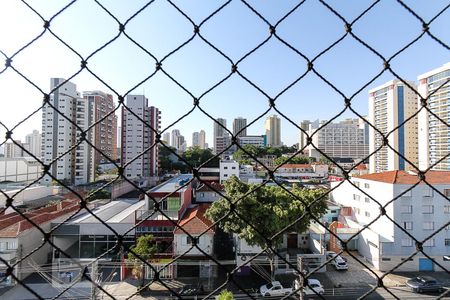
294,278,325,296
260,281,293,297
332,256,348,270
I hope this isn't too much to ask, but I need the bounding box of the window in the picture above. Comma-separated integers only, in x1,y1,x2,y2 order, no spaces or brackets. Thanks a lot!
224,167,228,170
444,205,450,214
403,222,413,230
445,239,450,246
401,205,412,214
364,183,370,189
401,238,413,247
401,258,414,261
354,181,360,187
365,197,370,203
355,208,360,215
365,211,370,217
423,188,433,197
381,257,391,261
423,222,434,230
444,189,450,197
353,194,360,201
422,205,434,214
424,239,435,247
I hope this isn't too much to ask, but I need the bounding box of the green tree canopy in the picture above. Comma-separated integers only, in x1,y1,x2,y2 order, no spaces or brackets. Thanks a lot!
205,176,327,277
274,155,311,166
128,235,157,262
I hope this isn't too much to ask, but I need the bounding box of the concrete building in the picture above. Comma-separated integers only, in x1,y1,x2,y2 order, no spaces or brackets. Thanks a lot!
162,132,170,145
307,118,369,162
264,115,281,147
213,118,229,154
42,78,86,185
192,131,200,148
121,95,160,179
24,130,42,158
0,157,42,184
331,170,450,271
219,160,239,183
4,141,24,158
274,164,328,180
233,117,247,138
369,80,418,173
418,62,450,171
199,130,206,149
83,91,118,167
237,135,266,147
298,120,311,151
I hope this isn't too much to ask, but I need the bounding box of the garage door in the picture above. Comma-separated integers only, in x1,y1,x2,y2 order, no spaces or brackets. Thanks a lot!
419,258,434,271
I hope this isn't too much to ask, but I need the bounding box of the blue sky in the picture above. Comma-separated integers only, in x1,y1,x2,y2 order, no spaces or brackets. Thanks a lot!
0,0,449,148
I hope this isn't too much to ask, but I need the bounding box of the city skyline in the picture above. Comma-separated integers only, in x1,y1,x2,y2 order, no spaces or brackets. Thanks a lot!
1,2,449,148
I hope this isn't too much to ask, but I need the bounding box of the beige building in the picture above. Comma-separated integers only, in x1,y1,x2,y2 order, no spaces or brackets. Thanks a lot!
264,115,281,147
368,79,418,173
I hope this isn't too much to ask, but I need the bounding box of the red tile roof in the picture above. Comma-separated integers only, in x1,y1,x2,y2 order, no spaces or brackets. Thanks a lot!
354,170,450,184
174,204,214,235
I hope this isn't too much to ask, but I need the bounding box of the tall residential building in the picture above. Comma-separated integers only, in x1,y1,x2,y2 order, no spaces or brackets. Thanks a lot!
177,135,187,153
83,91,118,168
162,132,170,145
307,118,369,162
198,130,206,149
171,129,180,148
298,120,311,151
24,130,42,158
121,95,160,178
369,79,418,173
214,118,230,154
5,141,24,158
233,117,247,138
192,132,200,148
264,115,281,147
42,78,88,185
418,62,450,171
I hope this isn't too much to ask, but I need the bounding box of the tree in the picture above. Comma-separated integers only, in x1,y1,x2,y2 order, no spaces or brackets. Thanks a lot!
182,146,219,168
274,155,311,166
205,176,327,279
127,235,157,288
218,289,234,300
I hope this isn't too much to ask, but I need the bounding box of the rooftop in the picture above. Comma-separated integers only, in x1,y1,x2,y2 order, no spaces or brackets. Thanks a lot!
148,174,193,194
354,170,450,185
174,204,214,235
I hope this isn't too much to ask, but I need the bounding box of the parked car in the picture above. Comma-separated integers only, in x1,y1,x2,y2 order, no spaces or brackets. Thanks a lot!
406,276,444,293
293,278,325,296
332,256,348,270
260,281,293,297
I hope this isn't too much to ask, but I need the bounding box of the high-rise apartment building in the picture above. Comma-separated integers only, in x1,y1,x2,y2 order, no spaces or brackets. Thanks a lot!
162,132,170,145
369,79,418,173
5,141,24,158
214,118,230,154
418,62,450,171
171,129,180,149
198,130,206,149
298,120,311,151
264,115,281,147
42,78,89,185
83,91,118,167
121,95,160,178
233,117,247,138
24,130,42,158
307,118,369,162
192,132,200,148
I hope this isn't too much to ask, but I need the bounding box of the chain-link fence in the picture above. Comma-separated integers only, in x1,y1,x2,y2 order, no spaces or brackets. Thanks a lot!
0,1,449,299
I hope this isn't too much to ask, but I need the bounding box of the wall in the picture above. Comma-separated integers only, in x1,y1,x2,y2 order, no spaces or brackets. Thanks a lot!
173,234,213,256
0,185,53,207
0,158,42,183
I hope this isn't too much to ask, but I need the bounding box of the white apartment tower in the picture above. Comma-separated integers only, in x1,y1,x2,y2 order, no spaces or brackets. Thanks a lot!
25,130,42,158
369,80,418,173
121,95,160,178
264,115,281,147
307,118,369,161
162,132,170,145
192,132,200,148
214,118,230,154
171,129,180,149
418,62,450,171
233,117,247,138
42,78,90,185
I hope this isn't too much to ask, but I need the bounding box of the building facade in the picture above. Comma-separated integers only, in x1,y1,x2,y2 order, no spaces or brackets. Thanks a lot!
418,62,450,171
369,80,418,173
331,171,450,272
307,118,369,162
213,118,229,154
264,115,281,147
4,141,23,158
24,130,42,158
121,95,160,179
298,120,311,151
237,135,266,147
233,117,247,138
